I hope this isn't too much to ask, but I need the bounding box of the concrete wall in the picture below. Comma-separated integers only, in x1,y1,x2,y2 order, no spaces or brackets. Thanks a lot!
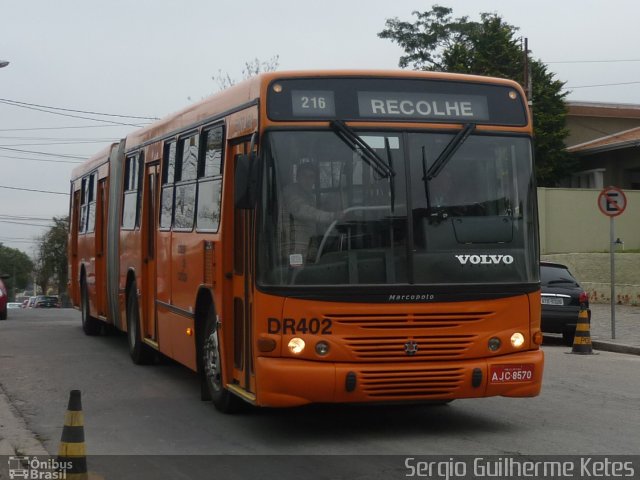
538,187,640,254
542,253,640,306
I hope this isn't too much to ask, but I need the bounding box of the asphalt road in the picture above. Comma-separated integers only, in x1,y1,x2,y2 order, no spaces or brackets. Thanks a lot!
1,309,639,478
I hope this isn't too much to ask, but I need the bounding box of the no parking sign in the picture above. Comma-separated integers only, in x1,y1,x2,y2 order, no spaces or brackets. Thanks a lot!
598,186,627,217
597,186,627,340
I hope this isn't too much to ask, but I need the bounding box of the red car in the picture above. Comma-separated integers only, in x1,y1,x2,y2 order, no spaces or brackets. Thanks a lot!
0,274,8,320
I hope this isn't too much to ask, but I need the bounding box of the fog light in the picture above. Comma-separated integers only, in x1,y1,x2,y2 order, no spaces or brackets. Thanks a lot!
287,337,305,354
315,341,330,356
488,337,501,352
511,332,525,348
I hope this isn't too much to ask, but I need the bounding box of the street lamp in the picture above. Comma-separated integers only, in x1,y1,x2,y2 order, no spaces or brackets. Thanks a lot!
0,60,9,68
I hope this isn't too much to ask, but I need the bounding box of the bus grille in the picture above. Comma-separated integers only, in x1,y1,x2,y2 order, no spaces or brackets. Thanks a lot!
328,311,490,329
360,367,465,398
342,335,476,360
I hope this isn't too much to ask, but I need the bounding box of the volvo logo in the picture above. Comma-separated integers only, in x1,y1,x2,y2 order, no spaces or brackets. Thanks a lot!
404,340,419,356
455,254,514,265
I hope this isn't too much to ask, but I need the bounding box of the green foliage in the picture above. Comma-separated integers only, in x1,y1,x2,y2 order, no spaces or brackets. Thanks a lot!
35,216,69,296
379,6,573,186
0,243,34,300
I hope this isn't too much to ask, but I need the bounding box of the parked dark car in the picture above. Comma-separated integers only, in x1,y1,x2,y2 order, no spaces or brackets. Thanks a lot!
540,261,590,345
33,295,60,308
0,275,8,320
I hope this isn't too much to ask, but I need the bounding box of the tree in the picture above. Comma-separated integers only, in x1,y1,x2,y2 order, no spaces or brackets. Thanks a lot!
379,6,575,186
213,55,280,90
0,243,34,300
34,216,69,298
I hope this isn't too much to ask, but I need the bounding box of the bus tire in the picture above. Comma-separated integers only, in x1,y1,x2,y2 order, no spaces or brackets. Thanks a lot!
81,279,101,336
126,285,154,365
202,305,243,413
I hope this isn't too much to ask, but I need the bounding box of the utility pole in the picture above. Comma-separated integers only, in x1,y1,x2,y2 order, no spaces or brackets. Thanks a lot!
523,38,533,108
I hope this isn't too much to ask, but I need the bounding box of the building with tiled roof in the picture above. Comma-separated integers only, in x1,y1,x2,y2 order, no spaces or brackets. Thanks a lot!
565,101,640,189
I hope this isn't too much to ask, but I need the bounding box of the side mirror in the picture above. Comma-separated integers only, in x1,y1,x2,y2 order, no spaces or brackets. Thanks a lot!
234,152,261,209
234,133,261,210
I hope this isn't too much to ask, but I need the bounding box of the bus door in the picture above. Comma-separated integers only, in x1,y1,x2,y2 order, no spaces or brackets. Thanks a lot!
230,140,256,396
94,179,107,317
142,163,159,343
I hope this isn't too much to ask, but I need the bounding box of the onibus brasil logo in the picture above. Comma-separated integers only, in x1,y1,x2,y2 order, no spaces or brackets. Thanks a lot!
8,456,72,480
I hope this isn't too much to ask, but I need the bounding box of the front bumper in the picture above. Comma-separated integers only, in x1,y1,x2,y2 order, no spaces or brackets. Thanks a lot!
255,349,544,407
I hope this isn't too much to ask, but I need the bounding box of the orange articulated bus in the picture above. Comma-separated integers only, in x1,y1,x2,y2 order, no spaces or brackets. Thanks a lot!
69,70,543,412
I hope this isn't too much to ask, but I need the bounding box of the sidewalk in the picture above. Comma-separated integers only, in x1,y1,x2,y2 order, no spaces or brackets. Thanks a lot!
587,303,640,355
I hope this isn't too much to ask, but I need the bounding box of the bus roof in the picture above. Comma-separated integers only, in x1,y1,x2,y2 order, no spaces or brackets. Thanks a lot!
72,70,529,175
123,69,528,150
70,142,118,181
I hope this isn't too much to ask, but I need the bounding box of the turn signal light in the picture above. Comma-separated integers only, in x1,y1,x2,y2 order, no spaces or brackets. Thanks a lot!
533,331,543,345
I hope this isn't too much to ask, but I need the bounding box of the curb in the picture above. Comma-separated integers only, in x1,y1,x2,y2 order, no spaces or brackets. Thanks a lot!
0,386,49,456
592,340,640,356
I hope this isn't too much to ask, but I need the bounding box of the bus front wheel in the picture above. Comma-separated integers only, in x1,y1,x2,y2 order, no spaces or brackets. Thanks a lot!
202,306,243,413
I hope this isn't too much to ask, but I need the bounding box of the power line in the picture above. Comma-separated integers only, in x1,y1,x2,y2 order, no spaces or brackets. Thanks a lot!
0,125,128,132
0,97,160,120
0,185,68,196
0,220,56,227
0,100,150,127
547,58,640,64
0,146,85,159
0,154,82,164
0,135,117,141
0,141,114,147
0,214,60,221
565,80,640,89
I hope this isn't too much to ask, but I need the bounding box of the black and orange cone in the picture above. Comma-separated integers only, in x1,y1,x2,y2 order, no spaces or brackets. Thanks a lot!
58,390,88,480
571,306,593,354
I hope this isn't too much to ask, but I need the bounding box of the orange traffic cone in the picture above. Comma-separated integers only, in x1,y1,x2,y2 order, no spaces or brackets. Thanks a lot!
571,306,593,354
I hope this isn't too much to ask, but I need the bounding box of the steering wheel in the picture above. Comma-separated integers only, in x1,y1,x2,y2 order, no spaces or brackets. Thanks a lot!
314,205,391,263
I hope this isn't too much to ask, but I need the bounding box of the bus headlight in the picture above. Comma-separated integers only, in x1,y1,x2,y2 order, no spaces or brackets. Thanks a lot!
287,338,305,354
511,332,525,348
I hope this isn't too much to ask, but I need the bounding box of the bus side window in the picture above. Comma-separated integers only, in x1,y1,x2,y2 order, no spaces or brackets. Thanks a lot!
86,173,97,233
174,135,199,231
122,154,140,230
160,142,177,229
80,177,87,234
196,126,224,232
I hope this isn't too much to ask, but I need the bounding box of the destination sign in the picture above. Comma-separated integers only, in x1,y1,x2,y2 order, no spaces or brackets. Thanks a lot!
358,91,489,121
267,77,527,126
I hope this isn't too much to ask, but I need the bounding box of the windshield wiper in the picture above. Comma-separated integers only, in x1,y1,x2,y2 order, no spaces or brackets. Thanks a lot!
384,137,396,213
421,146,431,211
330,120,395,179
425,123,476,180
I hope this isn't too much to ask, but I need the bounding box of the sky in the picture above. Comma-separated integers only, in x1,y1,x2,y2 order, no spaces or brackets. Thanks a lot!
1,0,639,255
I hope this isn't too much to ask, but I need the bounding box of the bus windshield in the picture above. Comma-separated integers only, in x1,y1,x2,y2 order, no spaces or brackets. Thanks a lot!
257,129,538,287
